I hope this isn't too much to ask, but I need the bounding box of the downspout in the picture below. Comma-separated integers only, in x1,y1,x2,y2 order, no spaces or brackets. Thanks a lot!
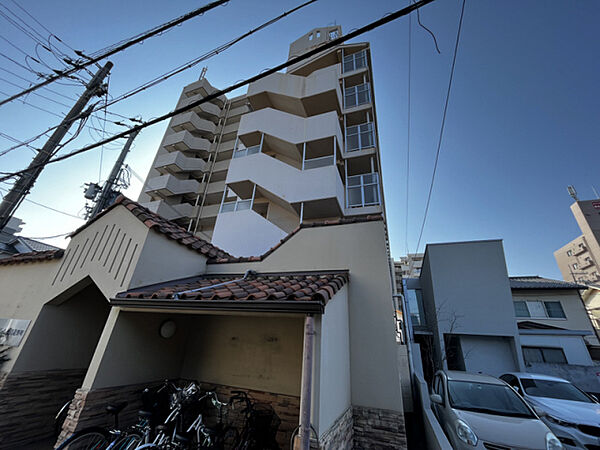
172,270,255,299
299,314,315,450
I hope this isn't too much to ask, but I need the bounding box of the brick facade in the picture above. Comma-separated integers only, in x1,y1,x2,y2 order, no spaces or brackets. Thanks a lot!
352,406,407,449
0,368,86,448
56,380,300,449
320,407,353,449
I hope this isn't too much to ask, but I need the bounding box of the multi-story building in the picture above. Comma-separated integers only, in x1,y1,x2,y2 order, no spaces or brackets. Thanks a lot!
139,26,385,257
555,199,600,284
394,253,424,282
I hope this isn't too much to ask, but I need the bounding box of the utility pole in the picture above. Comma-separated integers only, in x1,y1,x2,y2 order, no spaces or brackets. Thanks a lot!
0,61,113,231
84,129,139,219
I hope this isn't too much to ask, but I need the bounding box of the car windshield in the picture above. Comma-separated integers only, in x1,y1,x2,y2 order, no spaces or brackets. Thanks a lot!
448,380,535,418
521,378,593,403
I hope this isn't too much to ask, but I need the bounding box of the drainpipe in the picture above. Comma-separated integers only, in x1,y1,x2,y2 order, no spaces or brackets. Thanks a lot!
299,314,315,450
172,270,255,299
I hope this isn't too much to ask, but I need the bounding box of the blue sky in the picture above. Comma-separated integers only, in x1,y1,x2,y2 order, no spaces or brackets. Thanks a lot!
0,0,598,279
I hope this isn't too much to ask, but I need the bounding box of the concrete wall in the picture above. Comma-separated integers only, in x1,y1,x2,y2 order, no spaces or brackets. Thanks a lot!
460,335,519,376
316,285,351,436
421,240,525,371
0,259,62,374
513,289,599,345
180,314,303,396
520,333,593,366
212,209,288,257
205,220,404,413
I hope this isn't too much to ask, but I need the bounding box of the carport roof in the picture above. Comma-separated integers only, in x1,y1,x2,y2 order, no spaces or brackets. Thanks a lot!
111,270,349,314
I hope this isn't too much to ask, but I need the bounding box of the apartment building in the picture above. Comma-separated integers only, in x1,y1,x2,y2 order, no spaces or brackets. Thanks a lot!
555,199,600,284
139,26,385,257
394,253,424,282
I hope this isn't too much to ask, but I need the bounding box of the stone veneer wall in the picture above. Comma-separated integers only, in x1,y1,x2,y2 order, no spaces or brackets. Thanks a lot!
352,406,407,449
57,380,300,449
0,368,86,448
319,406,406,449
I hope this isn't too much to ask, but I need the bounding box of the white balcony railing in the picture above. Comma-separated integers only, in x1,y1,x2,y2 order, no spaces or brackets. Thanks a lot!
220,199,252,213
347,173,380,208
303,155,335,170
346,122,375,152
342,49,367,73
344,83,370,109
233,144,261,159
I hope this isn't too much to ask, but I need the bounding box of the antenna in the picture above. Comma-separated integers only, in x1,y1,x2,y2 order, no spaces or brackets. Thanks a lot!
567,185,579,201
592,185,600,199
199,66,208,81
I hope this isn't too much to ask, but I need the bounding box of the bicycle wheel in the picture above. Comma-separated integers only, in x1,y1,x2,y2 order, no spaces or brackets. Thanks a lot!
56,427,111,450
112,431,143,450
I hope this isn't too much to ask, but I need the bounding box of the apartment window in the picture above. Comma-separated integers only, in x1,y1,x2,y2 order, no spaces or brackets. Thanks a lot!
567,250,573,257
573,263,579,270
346,122,375,152
513,300,566,319
522,346,567,364
329,30,339,40
342,49,367,73
344,83,370,108
347,173,379,207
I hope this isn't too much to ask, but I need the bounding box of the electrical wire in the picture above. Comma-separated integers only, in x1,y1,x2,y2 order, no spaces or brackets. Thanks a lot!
0,0,437,183
0,186,83,219
414,0,466,254
0,0,230,107
414,0,441,53
405,6,412,255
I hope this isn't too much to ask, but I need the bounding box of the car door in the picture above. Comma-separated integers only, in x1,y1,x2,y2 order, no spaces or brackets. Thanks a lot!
432,373,453,438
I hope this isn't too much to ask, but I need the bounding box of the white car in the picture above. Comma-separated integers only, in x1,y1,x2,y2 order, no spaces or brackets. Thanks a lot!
431,370,562,449
500,372,600,449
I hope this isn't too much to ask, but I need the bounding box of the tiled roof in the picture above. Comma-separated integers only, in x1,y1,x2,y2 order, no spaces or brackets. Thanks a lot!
113,271,349,313
72,195,232,260
18,237,60,252
509,276,587,290
0,249,64,266
209,215,383,264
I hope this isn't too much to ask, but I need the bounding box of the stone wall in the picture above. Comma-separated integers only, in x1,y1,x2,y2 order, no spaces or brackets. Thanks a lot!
320,407,353,449
352,406,407,449
57,380,300,449
0,368,86,448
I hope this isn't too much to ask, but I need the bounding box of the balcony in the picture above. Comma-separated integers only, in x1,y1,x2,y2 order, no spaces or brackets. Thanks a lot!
247,64,341,117
162,130,211,155
171,111,216,139
154,152,207,176
342,49,368,74
144,174,200,198
226,152,345,212
574,244,587,255
182,78,226,107
345,122,375,153
343,83,371,110
178,94,221,122
346,173,380,208
142,200,194,221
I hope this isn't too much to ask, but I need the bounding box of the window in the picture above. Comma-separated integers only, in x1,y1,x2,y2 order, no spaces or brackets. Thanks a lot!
513,300,566,319
567,250,573,256
342,49,367,73
573,263,579,270
346,122,375,152
329,29,339,40
347,173,380,207
344,83,370,108
308,33,313,41
522,346,567,364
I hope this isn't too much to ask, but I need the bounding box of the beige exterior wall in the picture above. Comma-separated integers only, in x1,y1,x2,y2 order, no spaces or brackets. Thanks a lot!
513,289,598,343
205,220,404,413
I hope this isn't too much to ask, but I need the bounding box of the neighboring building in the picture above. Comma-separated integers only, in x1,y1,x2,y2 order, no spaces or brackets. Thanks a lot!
138,26,385,257
402,240,600,393
554,199,600,284
582,285,600,343
394,253,423,280
0,217,59,258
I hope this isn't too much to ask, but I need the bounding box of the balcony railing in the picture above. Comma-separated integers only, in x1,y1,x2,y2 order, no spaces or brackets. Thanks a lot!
347,173,380,208
346,122,375,152
303,155,335,170
344,83,370,109
233,144,261,159
342,49,367,73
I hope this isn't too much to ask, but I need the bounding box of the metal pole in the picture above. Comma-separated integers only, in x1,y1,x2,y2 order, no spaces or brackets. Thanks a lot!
0,61,113,230
88,129,139,219
299,314,315,450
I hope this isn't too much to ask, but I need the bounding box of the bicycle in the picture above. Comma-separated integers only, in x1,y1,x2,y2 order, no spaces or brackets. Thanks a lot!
228,391,280,450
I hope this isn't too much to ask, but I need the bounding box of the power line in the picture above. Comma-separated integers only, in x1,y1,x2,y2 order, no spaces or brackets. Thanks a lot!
414,0,466,254
0,186,83,219
0,0,229,108
405,7,412,255
0,0,438,183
